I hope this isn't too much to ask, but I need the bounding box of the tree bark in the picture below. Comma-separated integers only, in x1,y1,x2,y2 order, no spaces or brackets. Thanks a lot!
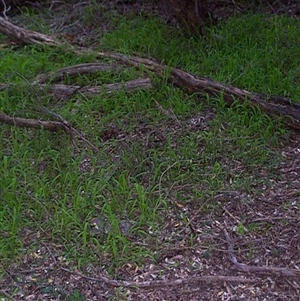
163,0,214,35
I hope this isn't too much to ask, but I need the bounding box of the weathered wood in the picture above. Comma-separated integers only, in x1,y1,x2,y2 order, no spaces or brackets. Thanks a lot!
0,16,59,45
0,78,153,100
34,63,121,84
0,111,67,131
42,78,153,100
1,16,300,130
94,52,300,130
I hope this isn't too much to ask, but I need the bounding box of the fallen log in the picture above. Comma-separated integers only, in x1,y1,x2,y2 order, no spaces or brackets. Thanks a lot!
1,16,300,130
93,53,300,129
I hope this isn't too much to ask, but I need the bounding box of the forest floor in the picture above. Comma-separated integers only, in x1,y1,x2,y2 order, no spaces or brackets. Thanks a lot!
1,0,300,300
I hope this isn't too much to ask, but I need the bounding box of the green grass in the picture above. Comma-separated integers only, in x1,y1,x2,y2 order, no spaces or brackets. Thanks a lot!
0,4,298,278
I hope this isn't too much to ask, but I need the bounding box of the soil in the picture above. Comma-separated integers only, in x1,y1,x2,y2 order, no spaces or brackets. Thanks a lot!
1,1,300,300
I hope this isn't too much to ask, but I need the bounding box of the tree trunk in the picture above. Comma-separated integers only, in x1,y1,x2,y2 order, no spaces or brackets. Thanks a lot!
163,0,214,35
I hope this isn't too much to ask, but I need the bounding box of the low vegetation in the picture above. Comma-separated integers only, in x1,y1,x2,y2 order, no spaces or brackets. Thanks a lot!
1,1,300,300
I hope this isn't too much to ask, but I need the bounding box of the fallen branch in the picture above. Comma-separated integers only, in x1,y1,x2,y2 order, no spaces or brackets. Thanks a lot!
42,78,153,100
0,110,99,152
0,111,69,131
1,72,99,152
1,16,299,130
224,228,300,278
60,267,256,289
0,16,59,46
33,63,121,84
94,53,300,130
0,78,153,100
2,64,145,152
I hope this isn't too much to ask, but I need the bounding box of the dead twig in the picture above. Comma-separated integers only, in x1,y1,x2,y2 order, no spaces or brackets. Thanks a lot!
41,242,57,265
222,206,248,233
224,228,300,278
154,100,181,125
60,267,256,289
21,73,98,152
70,126,98,153
250,216,300,222
0,109,99,152
0,0,10,20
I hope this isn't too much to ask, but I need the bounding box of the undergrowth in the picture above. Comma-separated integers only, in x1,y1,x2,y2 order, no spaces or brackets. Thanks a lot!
0,2,298,278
